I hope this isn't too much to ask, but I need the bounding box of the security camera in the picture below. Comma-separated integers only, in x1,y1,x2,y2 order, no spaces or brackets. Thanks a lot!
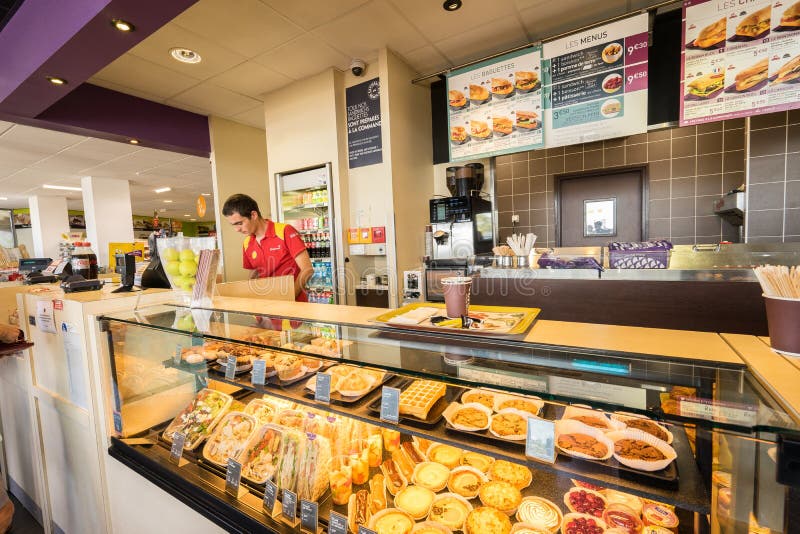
350,59,366,76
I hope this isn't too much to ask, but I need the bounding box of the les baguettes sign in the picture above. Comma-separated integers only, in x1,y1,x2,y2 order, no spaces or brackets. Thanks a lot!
680,0,800,126
446,14,648,161
542,13,649,148
446,47,545,162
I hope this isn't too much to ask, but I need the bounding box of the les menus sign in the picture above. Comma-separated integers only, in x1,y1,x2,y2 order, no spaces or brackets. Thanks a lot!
680,0,800,126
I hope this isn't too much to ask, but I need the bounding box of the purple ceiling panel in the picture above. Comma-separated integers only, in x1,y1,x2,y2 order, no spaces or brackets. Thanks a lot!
12,83,211,157
0,0,197,117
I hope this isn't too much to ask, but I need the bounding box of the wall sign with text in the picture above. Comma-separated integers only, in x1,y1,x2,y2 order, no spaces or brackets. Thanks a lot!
346,78,383,168
447,47,545,162
680,0,800,126
543,13,649,148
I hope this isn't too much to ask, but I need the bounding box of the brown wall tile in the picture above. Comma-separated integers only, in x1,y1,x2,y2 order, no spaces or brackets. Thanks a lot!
565,144,583,155
697,122,723,134
513,194,530,212
749,182,785,211
787,181,800,209
747,210,783,237
671,217,695,237
648,129,671,142
697,153,722,176
790,109,800,125
547,156,565,174
512,151,529,162
513,177,530,196
604,147,625,167
584,141,604,151
626,143,647,164
724,118,746,130
723,172,745,192
627,133,648,144
530,192,547,210
697,131,723,154
671,176,695,198
671,135,696,158
696,215,721,236
496,155,513,165
695,196,718,217
512,161,528,178
649,160,671,181
547,147,565,157
650,199,670,219
496,196,513,213
496,163,512,180
583,150,603,170
751,112,786,130
786,209,800,235
749,155,786,184
672,156,696,179
530,157,547,176
649,179,670,200
530,148,546,159
697,174,722,196
671,197,695,218
648,218,670,239
531,209,548,227
788,124,800,154
565,154,583,172
531,176,547,193
514,210,531,227
750,126,787,157
672,125,696,138
497,179,512,196
648,139,671,161
723,150,745,173
723,128,745,151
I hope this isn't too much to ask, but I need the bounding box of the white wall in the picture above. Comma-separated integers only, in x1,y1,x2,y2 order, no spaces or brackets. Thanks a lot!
209,117,270,282
82,177,134,269
28,196,70,260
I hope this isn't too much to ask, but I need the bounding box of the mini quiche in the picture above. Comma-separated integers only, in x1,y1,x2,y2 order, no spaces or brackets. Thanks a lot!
488,459,533,490
465,507,513,534
478,481,522,515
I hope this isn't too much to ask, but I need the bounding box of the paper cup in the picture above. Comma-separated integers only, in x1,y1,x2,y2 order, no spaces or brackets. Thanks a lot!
554,419,615,461
764,295,800,357
441,276,473,318
605,429,677,472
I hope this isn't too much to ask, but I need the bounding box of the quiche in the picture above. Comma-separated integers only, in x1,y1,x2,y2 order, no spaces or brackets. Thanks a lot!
428,493,473,531
413,462,451,492
394,486,435,520
488,460,533,490
478,481,522,515
461,451,494,473
369,509,415,534
465,507,512,534
448,466,486,499
428,443,463,469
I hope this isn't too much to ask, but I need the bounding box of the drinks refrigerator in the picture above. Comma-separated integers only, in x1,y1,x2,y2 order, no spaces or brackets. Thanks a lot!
274,163,340,304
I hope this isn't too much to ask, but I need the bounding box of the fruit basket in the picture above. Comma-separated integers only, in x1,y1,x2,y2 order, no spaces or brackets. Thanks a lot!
156,234,216,292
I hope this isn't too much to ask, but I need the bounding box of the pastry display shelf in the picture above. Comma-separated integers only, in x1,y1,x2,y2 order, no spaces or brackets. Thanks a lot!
175,364,711,513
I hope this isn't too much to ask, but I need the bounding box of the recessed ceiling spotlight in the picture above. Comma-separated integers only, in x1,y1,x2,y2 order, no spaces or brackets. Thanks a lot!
442,0,462,11
190,218,197,221
163,199,173,203
46,76,67,85
129,139,139,144
0,197,7,200
183,214,191,217
154,187,171,193
111,19,135,32
201,193,211,196
170,47,201,64
43,184,81,191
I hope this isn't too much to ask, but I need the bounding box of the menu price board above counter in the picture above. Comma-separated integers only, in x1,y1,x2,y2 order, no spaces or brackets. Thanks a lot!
446,47,545,161
543,13,649,148
680,0,800,126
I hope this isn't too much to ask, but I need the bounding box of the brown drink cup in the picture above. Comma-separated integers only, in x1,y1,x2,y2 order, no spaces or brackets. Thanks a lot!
441,276,473,318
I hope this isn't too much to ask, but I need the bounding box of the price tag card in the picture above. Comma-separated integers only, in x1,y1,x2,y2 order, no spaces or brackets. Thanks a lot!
252,359,267,386
300,500,319,533
225,355,237,380
525,417,556,464
282,489,298,522
225,458,243,497
328,511,348,534
169,432,186,464
314,373,331,404
380,386,400,424
263,480,278,514
358,526,377,534
173,344,182,365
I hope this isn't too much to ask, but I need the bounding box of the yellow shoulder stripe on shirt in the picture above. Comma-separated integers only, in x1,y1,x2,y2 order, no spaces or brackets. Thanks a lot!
243,236,252,249
274,222,287,240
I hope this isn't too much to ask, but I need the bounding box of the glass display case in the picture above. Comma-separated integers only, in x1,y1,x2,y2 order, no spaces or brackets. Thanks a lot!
98,303,800,534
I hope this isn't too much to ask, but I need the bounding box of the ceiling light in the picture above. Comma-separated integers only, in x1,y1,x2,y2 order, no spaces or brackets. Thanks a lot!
46,76,67,85
170,47,201,64
111,19,135,32
129,139,139,144
183,214,191,217
0,197,7,200
201,193,211,196
163,200,173,203
43,184,81,191
190,218,197,221
443,0,462,11
154,187,171,193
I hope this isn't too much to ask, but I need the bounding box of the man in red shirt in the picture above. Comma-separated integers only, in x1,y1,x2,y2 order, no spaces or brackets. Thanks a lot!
222,194,313,301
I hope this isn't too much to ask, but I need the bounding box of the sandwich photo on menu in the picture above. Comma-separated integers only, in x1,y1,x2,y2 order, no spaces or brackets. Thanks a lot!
692,17,726,48
515,110,540,130
734,6,771,39
686,72,725,99
514,71,539,92
450,125,468,144
449,89,467,109
469,84,490,103
779,1,800,29
492,116,513,136
470,120,492,140
772,55,800,85
491,77,514,97
733,59,769,92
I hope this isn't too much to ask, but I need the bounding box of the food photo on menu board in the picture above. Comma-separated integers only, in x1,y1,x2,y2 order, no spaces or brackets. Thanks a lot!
680,0,800,126
542,13,649,148
446,47,544,162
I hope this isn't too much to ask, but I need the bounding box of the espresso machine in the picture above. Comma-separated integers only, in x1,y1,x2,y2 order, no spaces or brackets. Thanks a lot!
429,163,493,260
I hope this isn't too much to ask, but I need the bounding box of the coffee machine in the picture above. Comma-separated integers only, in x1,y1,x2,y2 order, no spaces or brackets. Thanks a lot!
429,163,493,260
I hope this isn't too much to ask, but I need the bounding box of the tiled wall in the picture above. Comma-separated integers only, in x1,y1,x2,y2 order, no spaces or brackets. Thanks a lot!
495,120,747,246
746,110,800,243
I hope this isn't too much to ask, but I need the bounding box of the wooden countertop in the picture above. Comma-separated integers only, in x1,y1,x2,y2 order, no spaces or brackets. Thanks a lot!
208,297,744,365
724,334,800,423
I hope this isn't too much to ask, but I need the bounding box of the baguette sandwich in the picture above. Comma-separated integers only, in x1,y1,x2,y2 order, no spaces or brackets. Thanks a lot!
772,55,800,85
693,17,726,48
780,1,800,27
735,6,771,38
687,72,725,98
734,59,768,91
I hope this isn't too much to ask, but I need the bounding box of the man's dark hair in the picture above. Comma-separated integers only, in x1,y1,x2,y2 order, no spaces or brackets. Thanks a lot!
222,194,261,218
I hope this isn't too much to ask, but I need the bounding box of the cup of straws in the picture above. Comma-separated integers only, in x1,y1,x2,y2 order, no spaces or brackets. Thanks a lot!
507,233,537,269
754,265,800,357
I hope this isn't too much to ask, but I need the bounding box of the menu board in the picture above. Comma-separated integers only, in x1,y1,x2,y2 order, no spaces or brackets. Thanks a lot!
543,14,649,148
446,47,545,161
680,0,800,126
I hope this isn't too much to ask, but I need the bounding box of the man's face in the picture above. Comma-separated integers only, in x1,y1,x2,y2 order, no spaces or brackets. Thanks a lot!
225,211,257,235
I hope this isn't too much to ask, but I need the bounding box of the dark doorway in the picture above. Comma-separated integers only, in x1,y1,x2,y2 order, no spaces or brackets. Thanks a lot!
555,166,648,247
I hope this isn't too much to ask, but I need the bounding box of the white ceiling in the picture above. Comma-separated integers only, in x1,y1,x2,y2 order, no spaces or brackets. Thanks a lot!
0,121,214,220
89,0,667,129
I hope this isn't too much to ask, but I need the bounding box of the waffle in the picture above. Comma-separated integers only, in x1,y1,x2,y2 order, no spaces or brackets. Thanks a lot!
399,380,446,419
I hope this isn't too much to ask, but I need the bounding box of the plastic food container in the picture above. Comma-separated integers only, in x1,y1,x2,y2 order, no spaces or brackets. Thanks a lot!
201,411,258,466
161,388,233,451
238,424,284,485
155,234,216,292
